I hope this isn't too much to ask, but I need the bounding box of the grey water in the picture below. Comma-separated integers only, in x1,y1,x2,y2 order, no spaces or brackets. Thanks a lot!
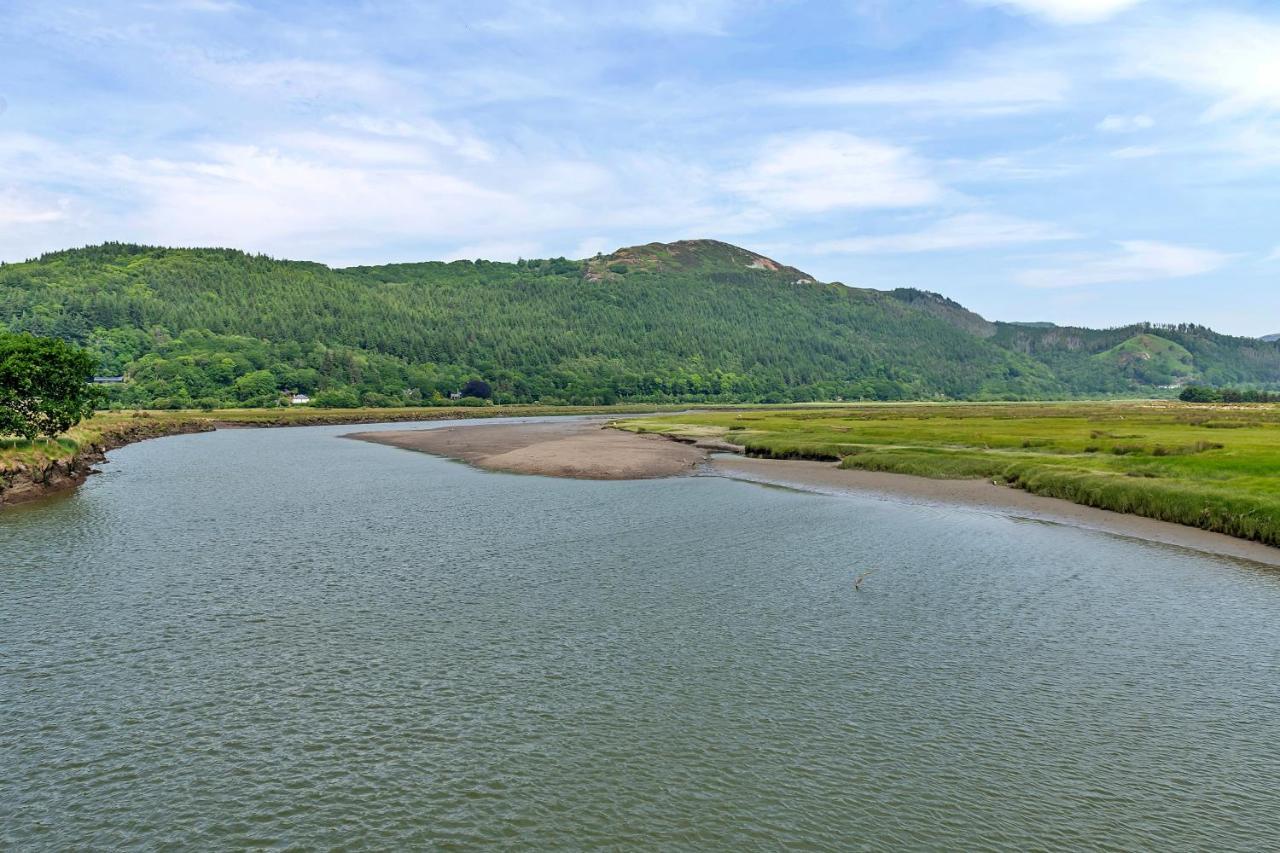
3,418,1279,850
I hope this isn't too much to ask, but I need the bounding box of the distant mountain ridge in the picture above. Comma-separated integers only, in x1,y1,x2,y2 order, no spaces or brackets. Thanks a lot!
1,239,1277,407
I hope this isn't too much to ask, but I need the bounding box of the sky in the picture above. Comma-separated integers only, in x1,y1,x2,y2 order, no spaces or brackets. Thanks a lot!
1,0,1278,334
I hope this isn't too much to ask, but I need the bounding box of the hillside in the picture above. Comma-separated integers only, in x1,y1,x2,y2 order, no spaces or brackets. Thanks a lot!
889,289,996,338
0,239,1276,407
1094,334,1195,385
990,321,1280,393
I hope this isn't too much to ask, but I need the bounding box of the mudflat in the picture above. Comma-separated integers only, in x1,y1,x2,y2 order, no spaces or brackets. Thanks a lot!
348,417,1280,565
711,455,1280,567
345,419,707,479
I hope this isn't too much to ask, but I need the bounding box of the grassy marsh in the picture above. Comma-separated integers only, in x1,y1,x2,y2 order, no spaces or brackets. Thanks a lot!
618,402,1280,547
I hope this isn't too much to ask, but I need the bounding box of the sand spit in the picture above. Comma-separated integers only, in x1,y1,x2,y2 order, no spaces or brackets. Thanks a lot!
345,419,707,480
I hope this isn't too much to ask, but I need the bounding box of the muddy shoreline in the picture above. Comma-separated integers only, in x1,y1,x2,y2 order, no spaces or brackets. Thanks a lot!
351,417,1280,566
708,456,1280,567
12,412,1280,566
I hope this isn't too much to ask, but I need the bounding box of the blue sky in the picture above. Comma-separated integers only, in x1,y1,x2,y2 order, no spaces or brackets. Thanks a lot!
1,0,1278,334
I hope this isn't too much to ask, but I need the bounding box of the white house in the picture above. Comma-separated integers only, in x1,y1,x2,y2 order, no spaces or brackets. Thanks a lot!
290,393,311,405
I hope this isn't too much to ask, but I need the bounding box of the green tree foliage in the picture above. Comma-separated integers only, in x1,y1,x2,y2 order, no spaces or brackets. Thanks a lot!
2,240,1278,409
233,369,278,403
1180,386,1280,403
461,378,492,399
0,332,101,439
990,322,1280,394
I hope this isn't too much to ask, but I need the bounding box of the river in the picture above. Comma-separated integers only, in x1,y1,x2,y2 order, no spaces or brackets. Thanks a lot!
3,418,1279,849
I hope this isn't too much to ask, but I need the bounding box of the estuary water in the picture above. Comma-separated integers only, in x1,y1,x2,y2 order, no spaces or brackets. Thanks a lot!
3,418,1279,850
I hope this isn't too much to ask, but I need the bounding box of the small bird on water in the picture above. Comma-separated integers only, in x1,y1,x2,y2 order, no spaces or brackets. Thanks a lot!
854,570,877,591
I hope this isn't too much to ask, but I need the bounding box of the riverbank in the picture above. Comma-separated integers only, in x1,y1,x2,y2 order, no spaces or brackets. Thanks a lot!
619,403,1280,551
346,419,707,479
710,456,1280,567
0,416,216,508
346,415,1280,564
0,403,710,508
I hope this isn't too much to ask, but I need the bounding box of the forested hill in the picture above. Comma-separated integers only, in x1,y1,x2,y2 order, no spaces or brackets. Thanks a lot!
1,239,1276,407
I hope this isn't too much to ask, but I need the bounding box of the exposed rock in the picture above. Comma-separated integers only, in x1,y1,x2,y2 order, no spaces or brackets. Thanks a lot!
0,419,215,509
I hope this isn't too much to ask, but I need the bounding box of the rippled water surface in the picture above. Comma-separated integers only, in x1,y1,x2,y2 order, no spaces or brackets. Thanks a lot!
3,418,1280,850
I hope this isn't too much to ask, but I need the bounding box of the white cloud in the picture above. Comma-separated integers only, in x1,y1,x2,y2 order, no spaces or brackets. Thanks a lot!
1096,113,1154,133
727,132,941,214
148,0,244,11
1017,240,1231,288
188,56,410,106
478,0,744,36
779,71,1069,114
0,126,755,265
113,144,520,254
0,191,66,226
815,213,1075,254
1119,13,1280,119
570,236,616,259
445,239,546,262
1217,124,1280,166
972,0,1146,25
1109,145,1160,159
324,115,495,162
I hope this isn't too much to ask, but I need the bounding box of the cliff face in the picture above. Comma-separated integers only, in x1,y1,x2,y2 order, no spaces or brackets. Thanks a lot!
0,419,215,508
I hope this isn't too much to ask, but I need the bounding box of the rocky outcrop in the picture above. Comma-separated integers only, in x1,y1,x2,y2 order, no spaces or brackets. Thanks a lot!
0,418,215,508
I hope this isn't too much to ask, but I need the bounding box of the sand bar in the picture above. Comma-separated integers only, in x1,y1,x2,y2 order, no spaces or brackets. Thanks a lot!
345,419,707,480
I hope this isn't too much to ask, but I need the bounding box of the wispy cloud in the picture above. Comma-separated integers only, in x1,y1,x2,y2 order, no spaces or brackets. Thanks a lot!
476,0,747,36
815,213,1075,254
187,55,412,106
777,71,1069,114
1109,145,1159,159
972,0,1147,25
1017,241,1231,288
0,190,67,226
726,132,941,214
146,0,244,11
4,0,1279,333
1096,113,1153,133
1118,12,1280,119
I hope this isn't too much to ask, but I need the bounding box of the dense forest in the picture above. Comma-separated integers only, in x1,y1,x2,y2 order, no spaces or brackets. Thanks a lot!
1,239,1277,407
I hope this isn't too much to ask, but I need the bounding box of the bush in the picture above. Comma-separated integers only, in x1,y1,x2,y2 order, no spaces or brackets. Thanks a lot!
0,333,102,439
311,388,361,408
361,392,396,408
461,378,492,399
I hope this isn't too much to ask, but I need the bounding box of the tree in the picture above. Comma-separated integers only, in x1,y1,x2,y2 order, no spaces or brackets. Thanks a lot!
1179,386,1220,403
311,388,360,408
234,369,277,401
0,333,101,439
461,378,492,399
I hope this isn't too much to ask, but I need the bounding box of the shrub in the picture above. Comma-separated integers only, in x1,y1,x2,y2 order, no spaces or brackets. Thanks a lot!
0,333,102,439
461,378,492,399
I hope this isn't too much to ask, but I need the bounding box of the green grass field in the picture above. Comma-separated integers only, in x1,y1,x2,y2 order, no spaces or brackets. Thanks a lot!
618,402,1280,547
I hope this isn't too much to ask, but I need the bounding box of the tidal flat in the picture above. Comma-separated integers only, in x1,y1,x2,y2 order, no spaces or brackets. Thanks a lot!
620,401,1280,548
